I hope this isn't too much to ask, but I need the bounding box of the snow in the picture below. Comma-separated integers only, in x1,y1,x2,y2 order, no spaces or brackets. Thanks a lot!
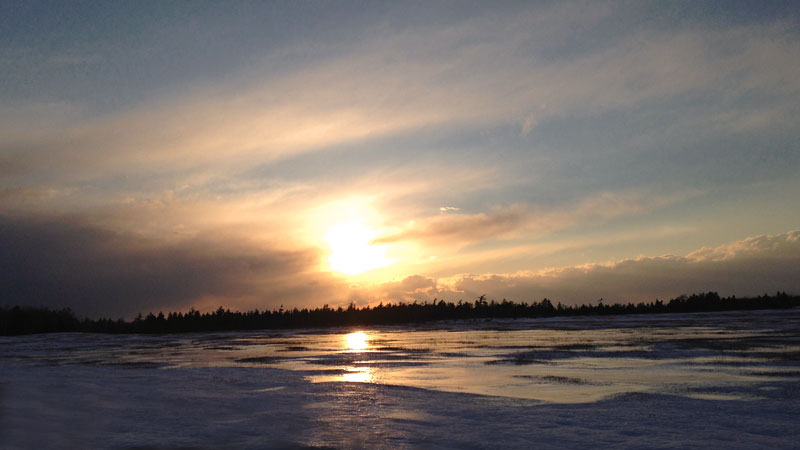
2,309,799,449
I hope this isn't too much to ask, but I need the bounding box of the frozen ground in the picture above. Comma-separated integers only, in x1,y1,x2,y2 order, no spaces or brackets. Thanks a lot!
1,309,799,449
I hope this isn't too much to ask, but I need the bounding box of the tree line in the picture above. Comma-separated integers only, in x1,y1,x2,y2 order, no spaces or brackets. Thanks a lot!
1,291,798,336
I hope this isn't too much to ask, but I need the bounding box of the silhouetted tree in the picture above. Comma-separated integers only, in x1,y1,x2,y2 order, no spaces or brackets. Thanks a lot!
2,291,799,335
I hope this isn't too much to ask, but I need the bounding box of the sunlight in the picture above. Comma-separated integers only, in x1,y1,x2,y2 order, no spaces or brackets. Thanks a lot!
326,220,391,275
344,331,370,351
341,367,373,383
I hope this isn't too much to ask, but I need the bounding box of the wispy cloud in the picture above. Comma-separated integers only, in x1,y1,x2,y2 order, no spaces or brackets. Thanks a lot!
375,190,690,248
5,6,798,182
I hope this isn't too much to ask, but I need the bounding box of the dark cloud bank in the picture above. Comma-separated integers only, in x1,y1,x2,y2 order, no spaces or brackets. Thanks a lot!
0,215,322,318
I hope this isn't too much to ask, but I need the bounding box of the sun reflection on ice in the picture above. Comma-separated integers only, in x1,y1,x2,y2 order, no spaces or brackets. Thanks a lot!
345,331,369,351
339,332,374,382
341,367,373,383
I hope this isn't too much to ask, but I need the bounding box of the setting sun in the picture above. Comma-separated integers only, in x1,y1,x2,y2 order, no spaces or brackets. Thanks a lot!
326,220,391,275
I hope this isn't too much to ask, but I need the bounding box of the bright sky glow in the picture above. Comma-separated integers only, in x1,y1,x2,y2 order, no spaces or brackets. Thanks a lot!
326,220,392,275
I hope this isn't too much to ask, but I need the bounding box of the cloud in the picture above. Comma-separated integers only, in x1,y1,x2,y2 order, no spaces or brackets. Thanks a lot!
520,114,538,136
376,204,529,247
1,8,797,266
376,190,688,248
687,232,800,261
375,231,800,305
5,7,798,185
0,214,345,318
378,275,440,303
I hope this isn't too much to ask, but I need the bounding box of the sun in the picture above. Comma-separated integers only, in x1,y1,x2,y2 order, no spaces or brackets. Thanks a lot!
326,220,391,275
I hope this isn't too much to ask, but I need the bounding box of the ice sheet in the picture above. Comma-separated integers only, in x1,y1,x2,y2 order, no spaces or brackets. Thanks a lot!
2,309,799,449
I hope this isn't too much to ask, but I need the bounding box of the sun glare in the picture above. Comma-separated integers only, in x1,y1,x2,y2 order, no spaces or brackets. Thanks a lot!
341,367,373,383
345,331,370,351
326,220,391,275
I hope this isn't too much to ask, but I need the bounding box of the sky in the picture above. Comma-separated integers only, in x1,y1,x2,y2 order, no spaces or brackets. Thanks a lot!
2,0,799,318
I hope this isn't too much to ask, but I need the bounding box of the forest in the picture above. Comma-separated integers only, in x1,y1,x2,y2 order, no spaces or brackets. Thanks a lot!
1,291,798,336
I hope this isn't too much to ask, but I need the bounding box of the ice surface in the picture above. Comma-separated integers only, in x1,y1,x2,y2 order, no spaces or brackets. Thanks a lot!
1,309,799,449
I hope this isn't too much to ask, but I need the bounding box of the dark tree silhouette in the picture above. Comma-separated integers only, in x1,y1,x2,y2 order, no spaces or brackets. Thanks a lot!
1,291,798,335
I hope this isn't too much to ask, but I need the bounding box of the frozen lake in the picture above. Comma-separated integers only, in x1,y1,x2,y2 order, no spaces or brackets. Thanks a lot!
2,309,800,448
